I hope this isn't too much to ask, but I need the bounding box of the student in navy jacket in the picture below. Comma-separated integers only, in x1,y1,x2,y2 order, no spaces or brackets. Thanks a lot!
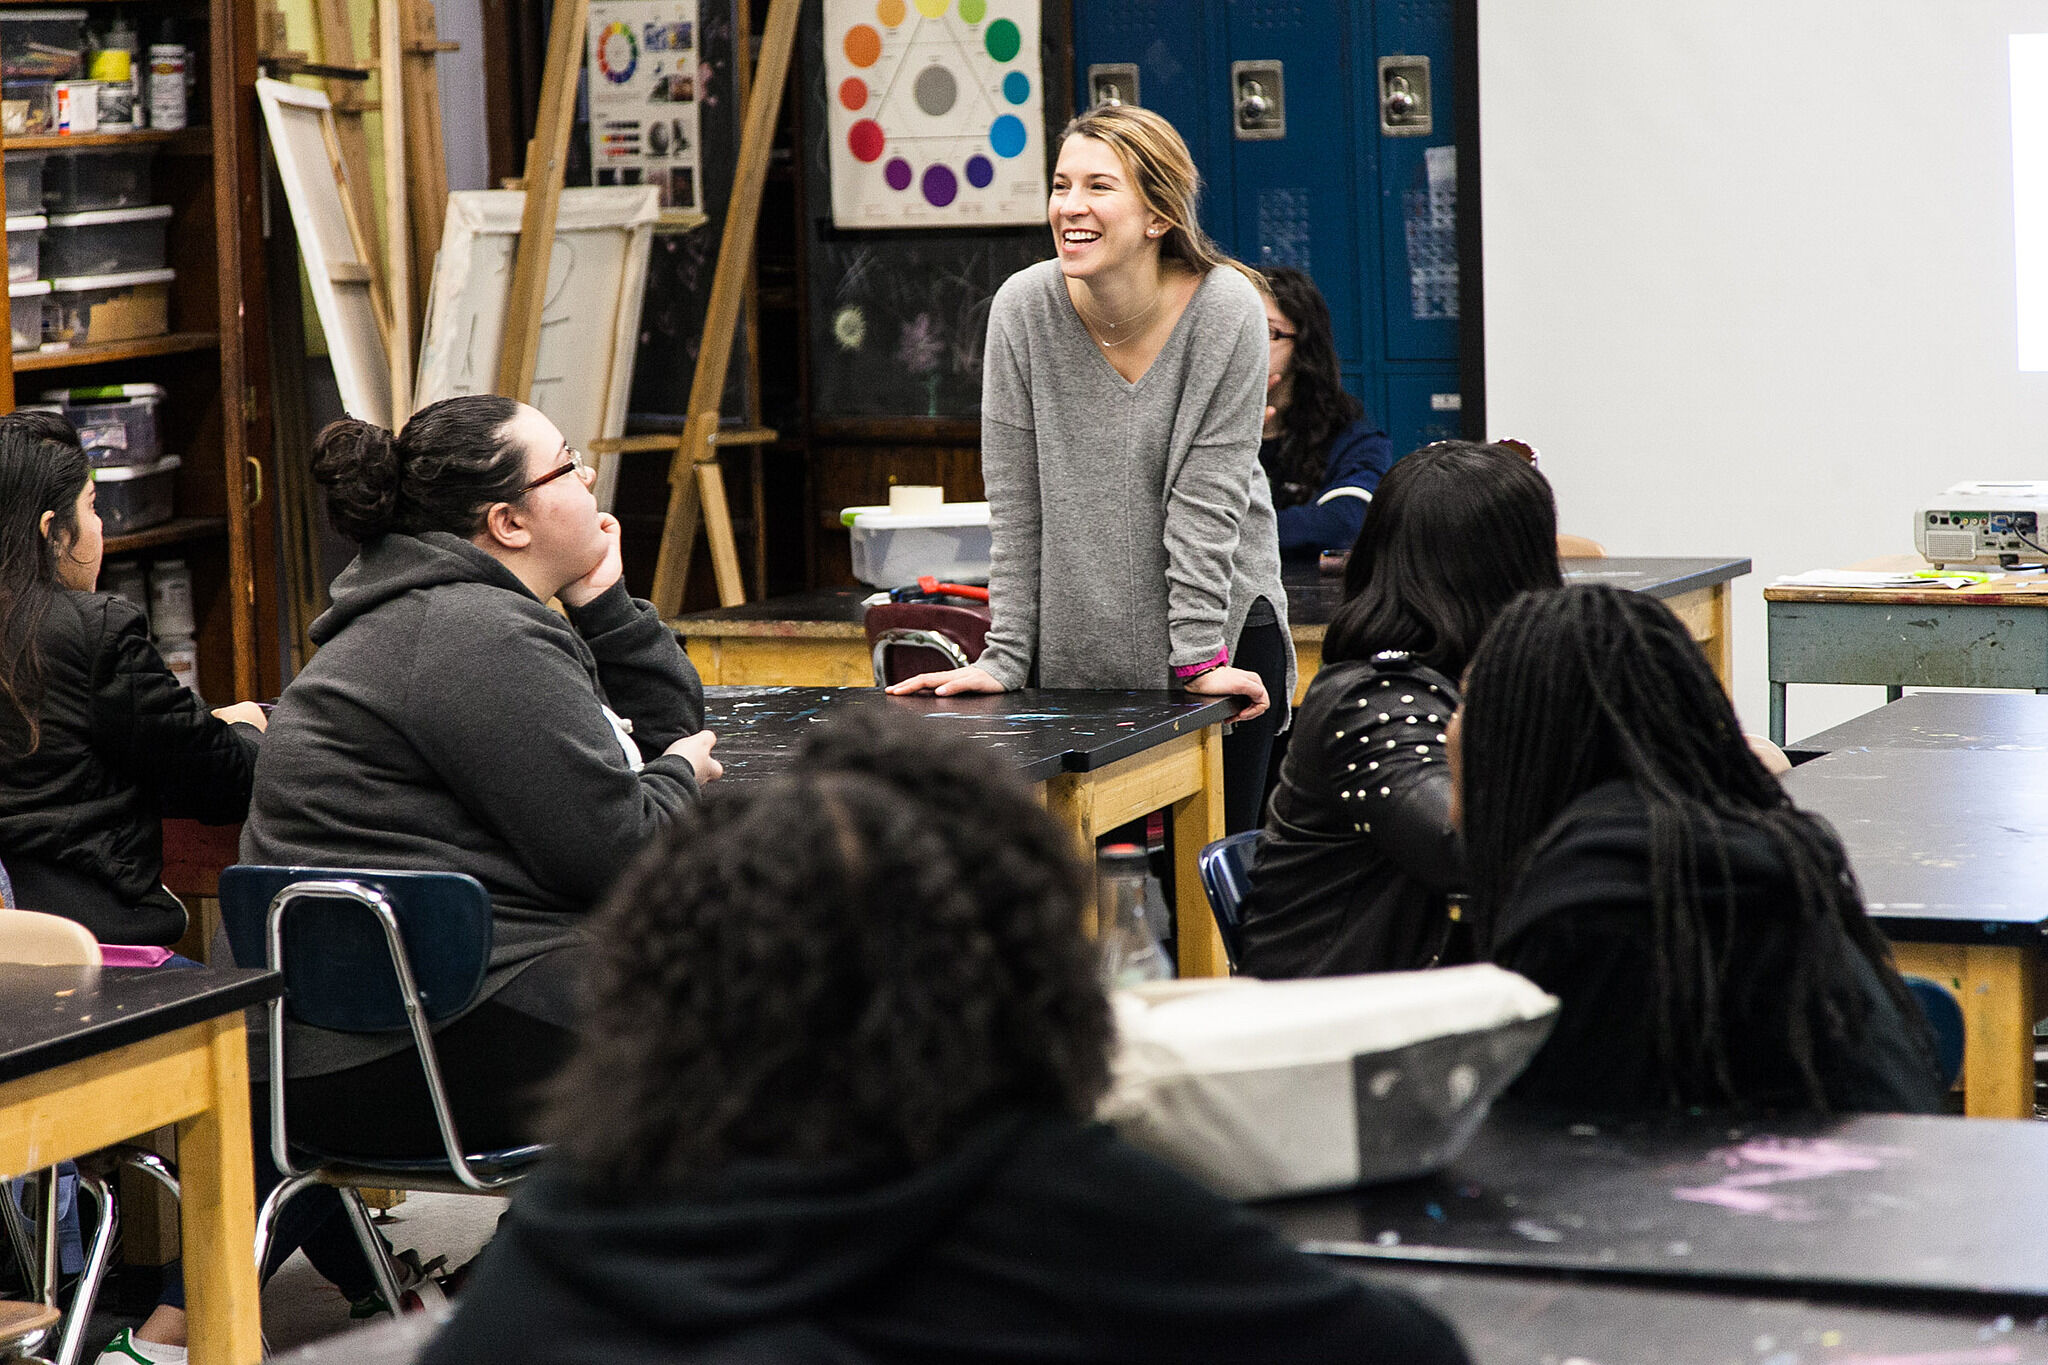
1259,267,1395,557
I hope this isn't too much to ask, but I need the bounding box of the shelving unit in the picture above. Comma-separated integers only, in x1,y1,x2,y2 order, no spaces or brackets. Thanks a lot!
0,0,278,704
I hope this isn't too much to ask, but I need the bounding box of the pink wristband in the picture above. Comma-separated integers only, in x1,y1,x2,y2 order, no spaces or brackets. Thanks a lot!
1173,647,1230,681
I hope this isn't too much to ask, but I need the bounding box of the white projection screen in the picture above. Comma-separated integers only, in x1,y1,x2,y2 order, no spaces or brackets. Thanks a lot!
1477,2,2048,738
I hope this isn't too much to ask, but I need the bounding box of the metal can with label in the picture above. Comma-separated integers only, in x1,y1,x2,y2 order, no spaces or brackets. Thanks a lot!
147,44,185,131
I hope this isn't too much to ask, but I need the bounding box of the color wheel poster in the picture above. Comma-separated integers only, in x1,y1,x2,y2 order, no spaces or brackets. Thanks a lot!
587,0,702,210
822,0,1045,229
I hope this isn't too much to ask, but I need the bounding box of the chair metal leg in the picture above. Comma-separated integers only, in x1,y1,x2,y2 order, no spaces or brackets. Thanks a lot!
51,1172,117,1365
115,1150,178,1201
338,1188,406,1316
251,1169,325,1278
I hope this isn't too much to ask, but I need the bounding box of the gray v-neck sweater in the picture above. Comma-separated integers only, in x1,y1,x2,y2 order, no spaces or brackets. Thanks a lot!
976,260,1295,724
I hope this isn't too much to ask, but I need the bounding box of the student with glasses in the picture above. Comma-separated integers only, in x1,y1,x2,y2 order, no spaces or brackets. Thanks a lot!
1260,267,1394,557
241,394,720,1174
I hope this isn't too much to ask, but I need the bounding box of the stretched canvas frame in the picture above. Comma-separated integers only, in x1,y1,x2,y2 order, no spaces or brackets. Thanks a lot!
256,77,394,428
415,186,660,509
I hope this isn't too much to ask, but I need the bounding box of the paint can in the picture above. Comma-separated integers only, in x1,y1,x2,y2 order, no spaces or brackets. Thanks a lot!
147,45,186,131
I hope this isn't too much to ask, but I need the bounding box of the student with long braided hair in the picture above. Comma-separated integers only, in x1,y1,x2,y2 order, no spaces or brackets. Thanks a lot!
1452,585,1944,1113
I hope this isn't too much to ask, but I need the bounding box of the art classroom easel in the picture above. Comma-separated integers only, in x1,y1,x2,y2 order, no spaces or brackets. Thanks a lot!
494,0,588,402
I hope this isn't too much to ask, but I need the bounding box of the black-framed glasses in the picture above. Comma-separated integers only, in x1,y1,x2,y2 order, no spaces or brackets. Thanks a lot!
520,447,590,494
1267,325,1298,343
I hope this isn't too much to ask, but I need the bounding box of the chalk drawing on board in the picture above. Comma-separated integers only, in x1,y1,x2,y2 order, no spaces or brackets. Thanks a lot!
256,78,392,428
822,0,1045,228
414,186,661,510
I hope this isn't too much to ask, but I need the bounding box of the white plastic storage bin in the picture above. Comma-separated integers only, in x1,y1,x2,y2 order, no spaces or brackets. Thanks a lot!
841,501,992,589
9,278,48,351
4,153,45,214
43,145,153,212
42,267,171,346
90,453,179,535
41,205,170,277
6,214,43,282
0,11,85,81
40,382,163,467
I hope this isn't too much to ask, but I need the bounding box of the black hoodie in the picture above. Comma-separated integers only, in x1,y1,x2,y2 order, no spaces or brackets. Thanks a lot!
241,532,705,1077
419,1112,1469,1365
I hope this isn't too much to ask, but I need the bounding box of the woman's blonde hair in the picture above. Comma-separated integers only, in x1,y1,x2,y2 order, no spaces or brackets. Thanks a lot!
1059,104,1259,285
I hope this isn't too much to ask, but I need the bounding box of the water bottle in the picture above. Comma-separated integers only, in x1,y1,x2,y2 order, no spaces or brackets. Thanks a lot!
1098,843,1171,988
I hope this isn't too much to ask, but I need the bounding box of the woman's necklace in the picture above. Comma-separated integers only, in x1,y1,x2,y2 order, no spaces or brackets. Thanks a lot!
1075,282,1165,348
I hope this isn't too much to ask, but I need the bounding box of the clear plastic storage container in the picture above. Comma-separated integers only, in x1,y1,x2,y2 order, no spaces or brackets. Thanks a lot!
9,278,48,351
1,79,55,134
0,11,85,81
6,214,43,282
841,501,993,588
42,267,171,346
43,145,154,211
40,382,163,467
90,453,179,534
3,153,45,214
41,204,169,276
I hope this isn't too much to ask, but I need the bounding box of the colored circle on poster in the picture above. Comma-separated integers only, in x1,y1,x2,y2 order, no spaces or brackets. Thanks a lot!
848,119,886,163
595,21,638,82
914,0,948,15
965,154,994,189
843,24,882,67
984,18,1021,61
958,0,986,20
884,157,913,190
1003,70,1029,104
913,64,958,116
989,113,1027,158
839,77,868,111
922,163,959,207
876,0,906,24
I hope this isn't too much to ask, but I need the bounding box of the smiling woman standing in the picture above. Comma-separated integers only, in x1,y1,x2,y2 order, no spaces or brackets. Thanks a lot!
889,104,1292,833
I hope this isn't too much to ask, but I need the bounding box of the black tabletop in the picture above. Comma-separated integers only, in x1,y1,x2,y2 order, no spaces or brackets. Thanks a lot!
1793,691,2048,755
1782,748,2048,942
1281,556,1753,630
1258,1106,2048,1302
1353,1263,2048,1362
0,964,280,1085
704,686,1241,785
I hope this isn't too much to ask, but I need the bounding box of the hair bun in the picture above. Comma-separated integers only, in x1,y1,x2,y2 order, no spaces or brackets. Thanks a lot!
310,418,402,543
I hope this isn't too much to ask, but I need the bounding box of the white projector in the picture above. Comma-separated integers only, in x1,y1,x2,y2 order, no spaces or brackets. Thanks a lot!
1914,482,2048,566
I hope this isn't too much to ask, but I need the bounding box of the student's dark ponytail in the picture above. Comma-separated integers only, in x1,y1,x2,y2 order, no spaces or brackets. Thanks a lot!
311,394,525,544
0,411,91,754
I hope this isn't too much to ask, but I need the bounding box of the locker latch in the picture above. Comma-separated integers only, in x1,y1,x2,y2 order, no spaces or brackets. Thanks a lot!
1378,55,1432,136
1087,63,1139,109
1231,61,1284,140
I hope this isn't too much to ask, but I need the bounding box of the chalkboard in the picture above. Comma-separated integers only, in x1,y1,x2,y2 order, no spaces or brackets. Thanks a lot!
798,0,1064,421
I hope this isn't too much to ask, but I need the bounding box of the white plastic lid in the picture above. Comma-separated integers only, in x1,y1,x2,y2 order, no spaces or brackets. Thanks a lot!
45,205,172,229
89,453,179,482
9,279,51,298
841,501,991,530
4,215,45,232
0,10,90,19
48,267,174,291
40,382,165,402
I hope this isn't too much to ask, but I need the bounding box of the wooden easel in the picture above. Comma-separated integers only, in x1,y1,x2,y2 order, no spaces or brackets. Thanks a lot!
641,0,802,614
495,0,589,401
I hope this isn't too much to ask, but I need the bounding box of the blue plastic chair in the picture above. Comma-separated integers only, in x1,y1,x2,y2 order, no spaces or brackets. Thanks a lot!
219,866,545,1312
1195,831,1260,973
1902,973,1965,1089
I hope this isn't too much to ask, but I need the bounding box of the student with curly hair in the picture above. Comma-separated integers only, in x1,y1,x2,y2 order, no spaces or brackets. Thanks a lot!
420,710,1470,1365
1259,267,1394,556
1238,442,1560,978
1454,585,1945,1113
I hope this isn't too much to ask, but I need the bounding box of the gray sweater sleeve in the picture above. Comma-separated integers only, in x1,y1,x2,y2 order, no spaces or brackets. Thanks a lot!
976,308,1040,691
1163,272,1268,668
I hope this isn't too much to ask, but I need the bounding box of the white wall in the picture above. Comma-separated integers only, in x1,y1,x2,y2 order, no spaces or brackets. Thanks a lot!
1477,1,2048,738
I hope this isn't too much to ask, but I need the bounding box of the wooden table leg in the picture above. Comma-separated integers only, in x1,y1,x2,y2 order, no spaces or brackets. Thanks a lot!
1891,942,2036,1119
177,1016,263,1365
1167,722,1228,979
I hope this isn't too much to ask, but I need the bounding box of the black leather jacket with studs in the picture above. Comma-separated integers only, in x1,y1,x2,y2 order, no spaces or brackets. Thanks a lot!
1238,651,1464,978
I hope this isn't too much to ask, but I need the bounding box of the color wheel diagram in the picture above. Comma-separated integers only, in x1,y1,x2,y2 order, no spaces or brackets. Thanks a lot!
823,0,1046,228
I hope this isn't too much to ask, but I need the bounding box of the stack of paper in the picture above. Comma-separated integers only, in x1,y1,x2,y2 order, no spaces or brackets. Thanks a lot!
1773,570,1987,590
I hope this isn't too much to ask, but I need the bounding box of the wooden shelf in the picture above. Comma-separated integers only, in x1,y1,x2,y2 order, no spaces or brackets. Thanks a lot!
2,127,211,154
103,515,224,555
13,332,219,372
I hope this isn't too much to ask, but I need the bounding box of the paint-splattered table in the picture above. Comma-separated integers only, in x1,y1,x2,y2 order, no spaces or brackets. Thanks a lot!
1262,1105,2048,1301
1789,689,2048,759
1781,747,2048,1119
672,557,1750,702
0,964,279,1363
703,686,1241,977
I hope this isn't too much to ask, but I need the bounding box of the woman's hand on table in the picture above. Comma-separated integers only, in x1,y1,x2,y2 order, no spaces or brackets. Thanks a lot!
1185,665,1269,721
560,513,625,609
665,729,723,784
212,701,269,732
885,666,1005,698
